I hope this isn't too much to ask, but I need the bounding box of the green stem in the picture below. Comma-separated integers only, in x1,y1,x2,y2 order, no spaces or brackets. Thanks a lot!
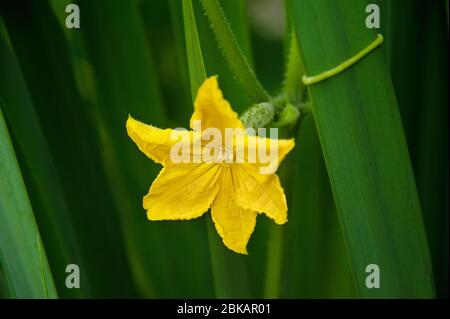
283,30,305,101
271,103,300,128
200,0,270,103
182,0,207,96
302,33,384,85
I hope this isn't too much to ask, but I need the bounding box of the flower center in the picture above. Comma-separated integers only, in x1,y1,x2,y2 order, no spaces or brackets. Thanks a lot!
217,146,233,163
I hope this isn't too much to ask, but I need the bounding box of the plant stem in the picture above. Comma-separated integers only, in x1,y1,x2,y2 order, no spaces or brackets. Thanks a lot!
182,0,207,96
302,34,384,85
200,0,270,103
283,30,305,101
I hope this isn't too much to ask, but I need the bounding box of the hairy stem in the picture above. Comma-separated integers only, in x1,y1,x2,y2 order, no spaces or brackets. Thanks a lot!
283,30,305,101
200,0,270,103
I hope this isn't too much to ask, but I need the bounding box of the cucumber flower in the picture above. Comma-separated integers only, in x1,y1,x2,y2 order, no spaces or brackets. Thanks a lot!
126,76,294,254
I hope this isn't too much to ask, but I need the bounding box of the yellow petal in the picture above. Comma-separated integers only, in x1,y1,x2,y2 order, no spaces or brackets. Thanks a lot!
233,165,288,225
126,115,194,164
211,167,257,254
144,162,223,220
235,135,295,180
190,76,244,132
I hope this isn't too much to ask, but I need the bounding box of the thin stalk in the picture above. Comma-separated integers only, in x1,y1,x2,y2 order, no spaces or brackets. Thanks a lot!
200,0,270,103
302,34,384,85
183,0,206,95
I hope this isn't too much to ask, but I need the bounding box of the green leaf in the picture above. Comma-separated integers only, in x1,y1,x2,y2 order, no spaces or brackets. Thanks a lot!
74,0,171,298
282,116,356,298
0,19,85,298
290,0,434,298
0,106,57,298
182,0,207,95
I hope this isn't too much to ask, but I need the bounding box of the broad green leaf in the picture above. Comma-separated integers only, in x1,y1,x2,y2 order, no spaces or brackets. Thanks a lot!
0,1,134,297
277,5,355,297
0,19,85,298
283,116,356,297
290,0,434,298
0,106,57,299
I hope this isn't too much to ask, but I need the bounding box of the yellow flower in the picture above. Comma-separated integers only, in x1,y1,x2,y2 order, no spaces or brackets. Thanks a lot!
126,76,295,254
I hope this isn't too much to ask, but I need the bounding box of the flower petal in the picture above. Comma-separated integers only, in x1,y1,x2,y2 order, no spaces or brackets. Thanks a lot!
126,115,193,164
236,135,295,180
190,76,244,132
144,162,223,220
211,167,257,254
233,165,288,225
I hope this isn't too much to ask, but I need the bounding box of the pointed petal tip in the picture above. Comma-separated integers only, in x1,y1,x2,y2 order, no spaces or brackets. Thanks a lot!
146,210,155,221
286,138,296,151
290,137,296,146
125,114,137,132
201,75,219,90
275,217,288,225
224,241,248,255
208,74,218,81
